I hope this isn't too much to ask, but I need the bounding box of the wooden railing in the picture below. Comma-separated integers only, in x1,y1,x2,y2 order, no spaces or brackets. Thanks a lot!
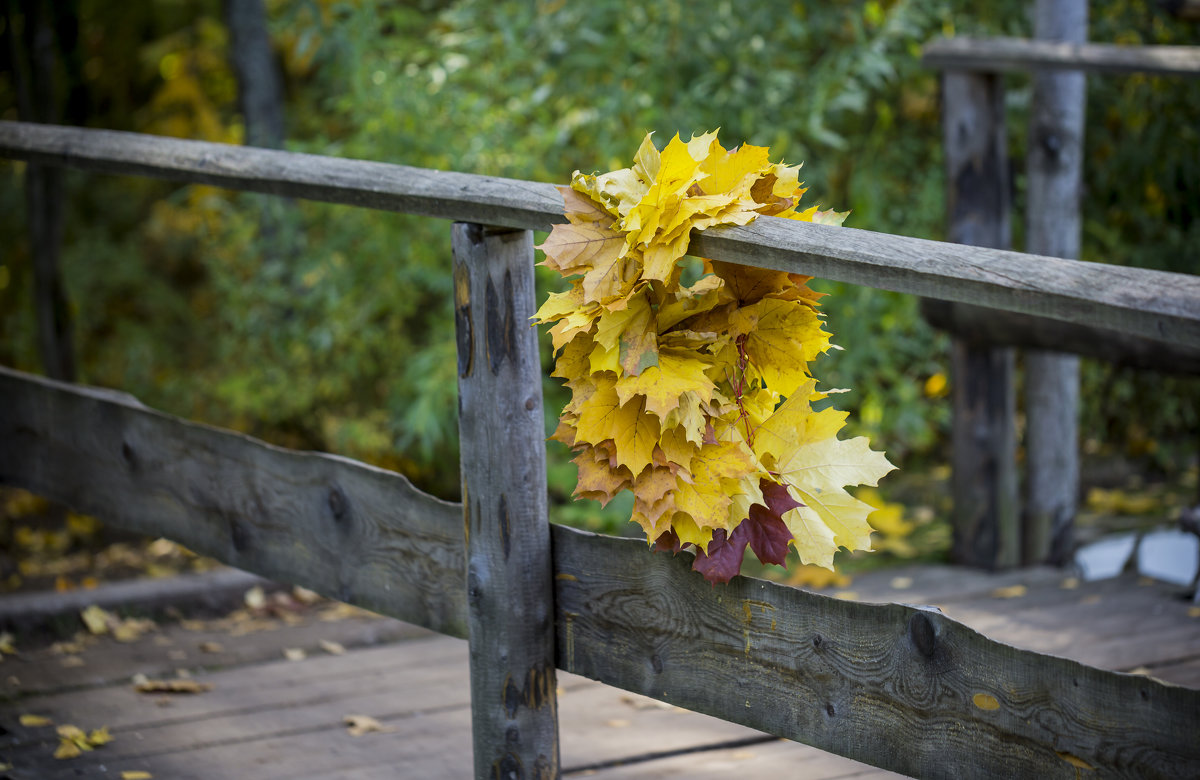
2,105,1199,779
923,32,1200,571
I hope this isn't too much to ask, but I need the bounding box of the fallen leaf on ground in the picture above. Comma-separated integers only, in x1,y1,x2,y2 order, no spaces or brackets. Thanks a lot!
1059,577,1079,590
113,618,156,643
293,586,321,604
344,714,395,736
54,740,83,760
834,591,859,601
134,679,213,694
20,713,53,727
990,585,1027,599
121,771,153,779
81,605,113,635
606,719,630,728
319,640,345,656
1188,606,1200,618
283,648,307,661
199,641,224,654
61,656,85,668
244,586,266,610
890,576,914,590
0,632,16,654
54,723,110,759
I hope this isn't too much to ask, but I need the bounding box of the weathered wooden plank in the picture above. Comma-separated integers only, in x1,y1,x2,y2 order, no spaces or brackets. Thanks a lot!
453,223,559,778
923,36,1200,77
0,120,565,232
5,365,1200,776
920,299,1200,374
941,69,1020,570
551,525,1200,779
689,207,1200,351
2,121,1198,347
0,365,468,639
580,739,902,780
0,567,269,631
1023,0,1088,568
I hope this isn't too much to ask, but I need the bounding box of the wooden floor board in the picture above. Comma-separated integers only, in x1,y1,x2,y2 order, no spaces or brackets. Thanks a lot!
2,565,1195,778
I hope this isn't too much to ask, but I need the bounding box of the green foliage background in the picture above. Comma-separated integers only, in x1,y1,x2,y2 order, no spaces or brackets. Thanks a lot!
0,0,1196,531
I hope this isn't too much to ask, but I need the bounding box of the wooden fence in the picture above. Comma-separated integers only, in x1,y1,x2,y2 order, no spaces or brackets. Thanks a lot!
2,66,1199,779
923,33,1200,571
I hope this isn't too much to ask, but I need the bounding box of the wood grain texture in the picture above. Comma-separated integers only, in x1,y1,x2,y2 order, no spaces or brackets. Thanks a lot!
923,36,1200,76
2,363,1197,777
550,525,1200,780
0,120,565,232
453,224,559,779
942,70,1019,570
2,121,1198,348
1023,0,1088,567
0,365,467,639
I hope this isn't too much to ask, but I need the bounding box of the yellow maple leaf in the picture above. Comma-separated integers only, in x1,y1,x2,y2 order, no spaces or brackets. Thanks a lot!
537,222,623,278
733,298,830,397
615,353,714,422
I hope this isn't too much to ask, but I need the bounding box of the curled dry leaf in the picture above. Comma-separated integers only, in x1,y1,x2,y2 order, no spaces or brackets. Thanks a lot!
344,714,395,737
134,678,213,694
319,640,346,656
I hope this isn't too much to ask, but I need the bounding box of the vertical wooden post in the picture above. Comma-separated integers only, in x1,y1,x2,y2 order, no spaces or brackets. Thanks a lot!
1024,0,1087,566
943,70,1020,570
453,223,559,780
7,0,75,381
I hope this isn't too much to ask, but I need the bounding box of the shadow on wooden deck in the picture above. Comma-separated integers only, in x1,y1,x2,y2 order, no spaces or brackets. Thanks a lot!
0,564,1195,779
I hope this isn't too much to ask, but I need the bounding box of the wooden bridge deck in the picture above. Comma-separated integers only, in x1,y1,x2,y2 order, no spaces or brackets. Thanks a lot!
1,564,1195,779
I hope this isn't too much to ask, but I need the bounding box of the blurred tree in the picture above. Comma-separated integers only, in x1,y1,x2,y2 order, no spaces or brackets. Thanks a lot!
0,0,1194,517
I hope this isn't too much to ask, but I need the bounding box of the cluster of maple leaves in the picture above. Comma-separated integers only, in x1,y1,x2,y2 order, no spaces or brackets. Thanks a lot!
533,131,894,584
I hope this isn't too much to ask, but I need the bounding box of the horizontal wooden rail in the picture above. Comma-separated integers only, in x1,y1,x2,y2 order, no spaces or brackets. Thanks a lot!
1,366,1197,778
924,36,1200,76
0,366,468,639
921,299,1200,375
2,121,1198,349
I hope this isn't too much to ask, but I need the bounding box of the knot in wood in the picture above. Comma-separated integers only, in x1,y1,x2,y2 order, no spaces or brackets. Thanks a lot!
121,440,138,471
327,485,349,524
909,611,937,658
